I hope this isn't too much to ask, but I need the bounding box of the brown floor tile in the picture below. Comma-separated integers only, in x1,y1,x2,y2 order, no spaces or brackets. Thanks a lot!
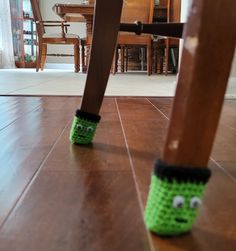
216,161,236,180
0,170,151,251
42,99,131,172
212,123,236,162
116,97,169,203
0,97,42,129
147,97,173,118
0,96,235,251
117,97,236,251
0,97,80,225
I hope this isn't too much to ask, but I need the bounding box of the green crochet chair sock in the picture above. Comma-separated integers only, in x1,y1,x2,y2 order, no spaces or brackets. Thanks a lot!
69,109,101,145
144,159,211,236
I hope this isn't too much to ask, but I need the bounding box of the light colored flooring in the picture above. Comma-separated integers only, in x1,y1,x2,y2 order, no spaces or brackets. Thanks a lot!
1,68,236,98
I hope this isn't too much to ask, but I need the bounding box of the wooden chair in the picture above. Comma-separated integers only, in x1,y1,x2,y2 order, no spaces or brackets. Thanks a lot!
154,0,181,74
112,0,154,75
70,0,236,237
30,0,80,72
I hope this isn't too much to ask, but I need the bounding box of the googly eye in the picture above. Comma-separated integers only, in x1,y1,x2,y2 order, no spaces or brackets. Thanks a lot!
86,126,94,132
76,124,83,130
190,197,202,209
172,196,185,208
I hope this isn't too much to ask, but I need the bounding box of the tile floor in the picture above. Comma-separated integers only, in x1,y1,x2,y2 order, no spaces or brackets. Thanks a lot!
1,69,236,98
0,96,235,251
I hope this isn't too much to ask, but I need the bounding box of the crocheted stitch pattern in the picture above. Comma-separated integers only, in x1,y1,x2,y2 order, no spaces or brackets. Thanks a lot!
70,116,98,144
144,175,207,236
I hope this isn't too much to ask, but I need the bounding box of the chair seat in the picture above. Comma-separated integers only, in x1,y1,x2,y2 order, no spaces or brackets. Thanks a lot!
30,0,81,73
117,33,152,45
42,33,80,45
43,33,79,39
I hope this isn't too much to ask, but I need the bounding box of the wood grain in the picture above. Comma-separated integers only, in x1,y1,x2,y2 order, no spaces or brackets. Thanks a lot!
0,97,235,251
0,97,79,225
162,0,236,167
80,0,123,114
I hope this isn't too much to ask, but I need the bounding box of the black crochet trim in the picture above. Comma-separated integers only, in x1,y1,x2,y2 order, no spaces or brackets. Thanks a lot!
75,109,101,122
153,159,211,184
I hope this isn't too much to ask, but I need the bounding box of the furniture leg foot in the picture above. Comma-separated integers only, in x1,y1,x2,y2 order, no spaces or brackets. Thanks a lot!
144,159,211,236
69,109,101,145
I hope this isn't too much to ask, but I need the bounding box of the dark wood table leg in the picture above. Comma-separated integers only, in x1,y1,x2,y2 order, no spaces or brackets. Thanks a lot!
81,0,123,114
145,0,236,236
70,0,123,144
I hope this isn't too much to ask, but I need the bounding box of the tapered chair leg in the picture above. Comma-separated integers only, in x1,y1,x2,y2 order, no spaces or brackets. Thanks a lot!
36,43,40,72
111,46,118,74
147,44,152,75
164,38,169,75
120,45,125,73
145,0,236,236
125,47,128,72
40,44,47,71
74,42,80,73
69,0,123,145
81,41,86,73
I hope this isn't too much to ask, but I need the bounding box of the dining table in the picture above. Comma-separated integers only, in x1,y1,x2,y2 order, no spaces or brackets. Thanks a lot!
53,3,167,44
52,4,95,45
52,3,168,72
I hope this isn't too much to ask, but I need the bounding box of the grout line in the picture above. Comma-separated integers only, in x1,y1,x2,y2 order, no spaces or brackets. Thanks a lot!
220,121,236,133
0,102,42,132
114,99,145,210
210,157,236,183
0,119,71,230
146,98,170,120
115,98,155,251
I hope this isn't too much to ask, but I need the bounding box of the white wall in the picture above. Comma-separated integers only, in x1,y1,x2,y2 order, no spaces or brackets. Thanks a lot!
40,0,86,64
180,0,236,77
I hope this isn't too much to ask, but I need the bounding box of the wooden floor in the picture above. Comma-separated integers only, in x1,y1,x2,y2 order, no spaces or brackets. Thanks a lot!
0,96,235,251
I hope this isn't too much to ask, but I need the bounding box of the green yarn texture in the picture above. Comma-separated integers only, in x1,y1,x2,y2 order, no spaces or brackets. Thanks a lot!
144,175,206,236
70,116,98,144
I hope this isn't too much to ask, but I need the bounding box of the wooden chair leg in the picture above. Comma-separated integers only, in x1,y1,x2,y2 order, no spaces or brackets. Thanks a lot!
164,38,169,75
85,45,90,73
36,42,40,72
115,47,119,73
153,44,157,74
111,46,118,74
80,0,123,114
147,44,152,75
40,44,47,71
163,0,236,167
69,0,123,145
74,42,80,73
145,0,236,236
120,45,125,73
125,47,129,72
155,45,164,74
81,43,86,73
